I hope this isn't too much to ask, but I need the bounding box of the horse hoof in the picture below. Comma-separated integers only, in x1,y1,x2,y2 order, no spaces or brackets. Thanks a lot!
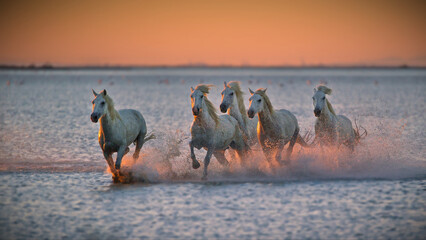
281,160,290,166
192,161,200,169
112,175,120,183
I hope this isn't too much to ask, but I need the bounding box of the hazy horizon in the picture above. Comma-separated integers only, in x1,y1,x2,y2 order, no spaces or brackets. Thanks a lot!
1,0,425,67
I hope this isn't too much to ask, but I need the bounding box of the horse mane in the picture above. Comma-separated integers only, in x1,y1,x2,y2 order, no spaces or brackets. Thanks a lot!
326,99,336,116
317,85,332,95
227,81,248,125
254,89,274,114
195,84,219,125
103,94,121,121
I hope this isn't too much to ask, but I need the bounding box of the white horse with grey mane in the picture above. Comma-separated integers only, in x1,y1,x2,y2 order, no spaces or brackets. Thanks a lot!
189,85,248,180
312,85,364,151
91,89,154,182
247,88,310,166
220,81,258,148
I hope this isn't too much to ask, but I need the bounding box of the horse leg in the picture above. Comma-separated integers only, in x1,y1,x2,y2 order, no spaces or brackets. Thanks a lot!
260,141,274,167
189,140,200,169
115,145,127,170
133,129,147,160
345,139,355,152
103,152,118,181
202,147,214,180
285,128,299,162
275,140,287,166
213,150,230,167
230,140,247,167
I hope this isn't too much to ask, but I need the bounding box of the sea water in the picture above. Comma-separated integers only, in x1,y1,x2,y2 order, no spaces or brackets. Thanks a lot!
0,68,425,239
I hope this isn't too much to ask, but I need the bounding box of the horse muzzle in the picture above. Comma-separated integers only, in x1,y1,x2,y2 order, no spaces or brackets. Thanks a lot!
219,103,228,113
192,107,200,116
91,113,99,123
314,109,321,117
247,109,255,118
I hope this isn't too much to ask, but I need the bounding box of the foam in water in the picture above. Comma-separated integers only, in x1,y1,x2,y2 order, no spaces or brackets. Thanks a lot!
114,120,426,183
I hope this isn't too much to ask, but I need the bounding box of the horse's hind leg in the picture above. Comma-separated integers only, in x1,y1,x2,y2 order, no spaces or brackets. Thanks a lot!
133,129,147,160
275,140,287,166
285,128,299,161
213,150,229,167
345,139,355,152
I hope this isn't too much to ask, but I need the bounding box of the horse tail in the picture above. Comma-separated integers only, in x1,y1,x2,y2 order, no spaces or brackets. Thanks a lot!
297,130,314,148
143,131,156,143
353,118,367,144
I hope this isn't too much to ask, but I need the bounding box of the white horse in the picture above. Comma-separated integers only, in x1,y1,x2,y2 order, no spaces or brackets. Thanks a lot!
312,85,363,151
91,89,154,181
220,81,258,148
247,88,309,166
189,85,248,180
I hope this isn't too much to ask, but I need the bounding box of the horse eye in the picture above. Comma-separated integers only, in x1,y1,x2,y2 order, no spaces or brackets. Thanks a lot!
200,95,203,98
322,97,325,100
257,99,261,103
230,92,234,95
101,101,105,105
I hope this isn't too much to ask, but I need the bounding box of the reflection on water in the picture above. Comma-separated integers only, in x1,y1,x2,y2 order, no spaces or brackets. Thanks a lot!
0,172,424,239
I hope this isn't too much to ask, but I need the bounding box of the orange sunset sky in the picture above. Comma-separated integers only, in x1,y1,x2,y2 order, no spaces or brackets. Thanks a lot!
0,0,425,66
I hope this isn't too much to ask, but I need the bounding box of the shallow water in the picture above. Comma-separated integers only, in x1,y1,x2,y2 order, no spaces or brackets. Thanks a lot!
0,172,425,239
0,68,425,238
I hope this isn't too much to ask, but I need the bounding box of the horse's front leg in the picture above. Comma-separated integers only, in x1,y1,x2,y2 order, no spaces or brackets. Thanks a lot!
103,152,119,181
189,140,200,169
115,145,127,170
202,147,214,180
260,143,274,168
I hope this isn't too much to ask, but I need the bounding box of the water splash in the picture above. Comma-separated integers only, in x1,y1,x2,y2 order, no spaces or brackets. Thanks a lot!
115,122,426,183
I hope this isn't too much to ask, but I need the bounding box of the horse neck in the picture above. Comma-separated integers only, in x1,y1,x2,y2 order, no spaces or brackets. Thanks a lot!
99,108,120,135
318,100,335,124
258,105,275,130
194,102,216,129
228,99,248,130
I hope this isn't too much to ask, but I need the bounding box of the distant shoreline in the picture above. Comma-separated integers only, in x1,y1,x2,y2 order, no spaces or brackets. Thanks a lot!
0,64,425,70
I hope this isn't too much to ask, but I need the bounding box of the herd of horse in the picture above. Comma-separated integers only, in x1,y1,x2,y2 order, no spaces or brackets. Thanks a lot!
91,82,366,181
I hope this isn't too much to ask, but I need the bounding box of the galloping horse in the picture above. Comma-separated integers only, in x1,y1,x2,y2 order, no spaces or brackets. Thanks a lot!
91,89,154,181
312,85,364,151
189,85,248,180
220,81,258,148
248,88,309,166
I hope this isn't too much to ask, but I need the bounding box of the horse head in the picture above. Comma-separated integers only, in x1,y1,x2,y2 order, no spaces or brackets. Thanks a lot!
247,88,267,118
220,81,236,113
190,86,205,116
312,86,332,117
91,89,108,123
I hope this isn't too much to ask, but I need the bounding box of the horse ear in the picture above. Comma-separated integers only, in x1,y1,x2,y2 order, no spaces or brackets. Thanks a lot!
190,86,194,92
92,89,98,97
263,88,267,93
249,88,254,95
224,81,227,88
313,88,317,93
102,89,107,96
